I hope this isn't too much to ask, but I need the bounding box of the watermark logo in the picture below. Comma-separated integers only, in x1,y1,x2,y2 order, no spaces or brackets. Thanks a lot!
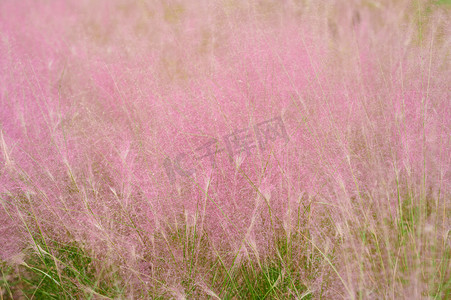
163,114,289,184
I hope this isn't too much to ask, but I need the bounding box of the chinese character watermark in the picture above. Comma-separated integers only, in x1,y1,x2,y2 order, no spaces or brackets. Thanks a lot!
163,114,289,184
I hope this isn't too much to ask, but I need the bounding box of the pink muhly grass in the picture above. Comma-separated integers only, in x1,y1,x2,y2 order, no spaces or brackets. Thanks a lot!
0,0,450,298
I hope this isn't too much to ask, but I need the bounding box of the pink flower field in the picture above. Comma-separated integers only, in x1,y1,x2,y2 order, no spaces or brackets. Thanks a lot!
0,0,450,299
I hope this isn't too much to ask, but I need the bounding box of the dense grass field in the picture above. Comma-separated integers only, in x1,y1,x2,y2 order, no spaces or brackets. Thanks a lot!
0,0,450,299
